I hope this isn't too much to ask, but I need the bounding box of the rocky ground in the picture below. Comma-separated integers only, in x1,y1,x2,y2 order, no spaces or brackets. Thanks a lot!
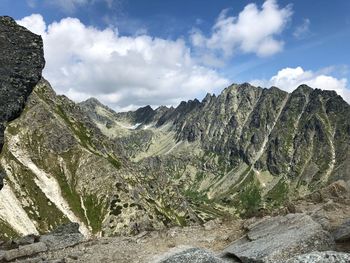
1,180,349,263
0,220,242,263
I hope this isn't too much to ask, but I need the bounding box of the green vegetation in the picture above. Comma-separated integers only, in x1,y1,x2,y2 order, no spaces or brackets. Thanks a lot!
106,154,121,169
54,169,88,225
265,179,289,208
84,195,106,233
0,219,20,240
238,181,262,217
55,104,94,150
184,188,210,204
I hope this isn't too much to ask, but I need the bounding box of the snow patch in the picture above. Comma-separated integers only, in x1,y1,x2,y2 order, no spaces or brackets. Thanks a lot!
117,122,142,130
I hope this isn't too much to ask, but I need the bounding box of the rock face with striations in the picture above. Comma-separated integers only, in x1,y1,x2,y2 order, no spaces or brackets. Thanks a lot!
222,213,335,263
0,16,45,189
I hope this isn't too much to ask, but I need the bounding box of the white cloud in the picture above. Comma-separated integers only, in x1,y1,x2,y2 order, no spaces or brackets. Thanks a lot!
191,0,292,60
17,14,46,35
251,66,350,103
17,14,229,111
293,18,310,39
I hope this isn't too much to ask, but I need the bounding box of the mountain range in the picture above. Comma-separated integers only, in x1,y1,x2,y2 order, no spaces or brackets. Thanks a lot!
0,16,349,244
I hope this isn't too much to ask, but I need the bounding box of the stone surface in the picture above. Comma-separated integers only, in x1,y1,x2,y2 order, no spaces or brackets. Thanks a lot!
286,251,350,263
332,219,350,242
3,242,47,261
155,247,226,263
50,223,80,235
39,223,84,251
14,234,40,246
0,16,44,189
222,213,335,263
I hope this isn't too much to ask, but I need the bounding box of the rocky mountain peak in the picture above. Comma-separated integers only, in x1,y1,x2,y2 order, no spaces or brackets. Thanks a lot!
81,97,103,107
79,97,113,112
202,93,215,104
294,84,314,94
134,105,155,123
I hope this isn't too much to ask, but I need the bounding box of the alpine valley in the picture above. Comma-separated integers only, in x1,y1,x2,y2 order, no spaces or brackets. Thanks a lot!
0,15,350,263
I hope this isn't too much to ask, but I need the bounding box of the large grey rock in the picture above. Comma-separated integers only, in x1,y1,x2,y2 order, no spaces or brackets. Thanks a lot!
156,247,227,263
3,242,47,261
39,223,84,251
332,219,350,242
286,251,350,263
222,213,335,263
0,16,45,190
13,234,40,246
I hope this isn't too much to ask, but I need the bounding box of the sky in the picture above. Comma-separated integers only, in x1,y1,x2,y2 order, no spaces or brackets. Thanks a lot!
1,0,350,111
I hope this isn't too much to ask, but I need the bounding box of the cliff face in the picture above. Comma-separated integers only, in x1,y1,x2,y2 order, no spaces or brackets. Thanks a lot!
0,16,45,189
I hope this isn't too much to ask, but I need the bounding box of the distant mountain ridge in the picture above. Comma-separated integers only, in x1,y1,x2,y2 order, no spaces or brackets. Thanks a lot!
79,81,350,218
83,82,350,189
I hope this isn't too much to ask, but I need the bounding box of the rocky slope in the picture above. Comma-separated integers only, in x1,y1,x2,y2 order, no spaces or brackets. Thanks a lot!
0,79,200,239
0,14,349,263
81,82,350,218
0,16,45,190
1,79,350,240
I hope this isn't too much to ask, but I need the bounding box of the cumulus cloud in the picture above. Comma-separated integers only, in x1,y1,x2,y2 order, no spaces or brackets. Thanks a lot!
251,67,350,103
17,14,46,35
293,18,311,39
191,0,292,61
17,14,229,111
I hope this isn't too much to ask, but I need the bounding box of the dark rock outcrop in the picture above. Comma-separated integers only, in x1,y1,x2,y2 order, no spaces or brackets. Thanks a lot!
0,16,45,189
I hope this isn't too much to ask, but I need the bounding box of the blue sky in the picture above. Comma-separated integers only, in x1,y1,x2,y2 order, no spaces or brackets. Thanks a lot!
2,0,350,110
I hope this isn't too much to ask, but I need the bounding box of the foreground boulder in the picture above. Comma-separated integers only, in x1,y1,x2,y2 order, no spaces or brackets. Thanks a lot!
0,223,83,262
222,213,335,263
2,242,47,262
39,223,84,250
286,251,350,263
156,247,228,263
332,219,350,243
0,16,45,189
